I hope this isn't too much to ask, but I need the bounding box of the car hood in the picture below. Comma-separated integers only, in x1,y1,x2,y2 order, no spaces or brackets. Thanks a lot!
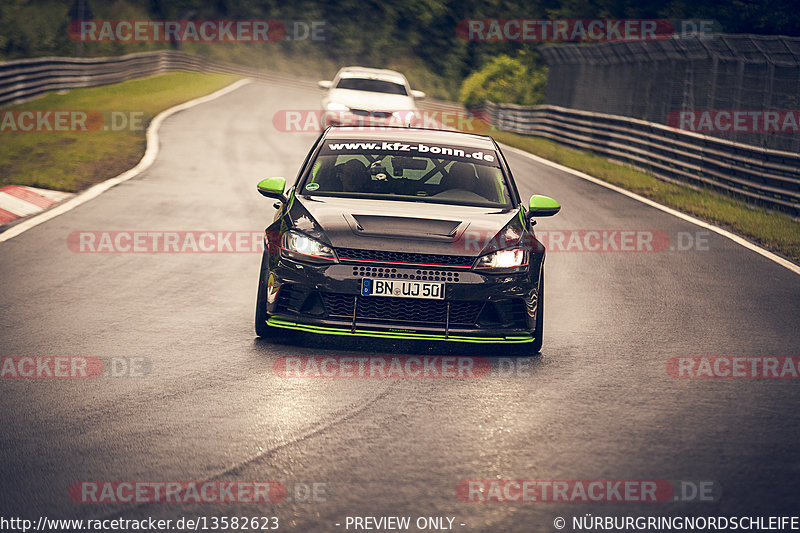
288,195,522,257
325,89,417,111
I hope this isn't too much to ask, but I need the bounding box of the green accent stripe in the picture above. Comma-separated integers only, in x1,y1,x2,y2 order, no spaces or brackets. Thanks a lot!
265,318,533,344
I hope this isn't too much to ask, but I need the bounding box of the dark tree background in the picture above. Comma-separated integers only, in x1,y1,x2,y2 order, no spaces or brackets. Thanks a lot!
1,0,797,98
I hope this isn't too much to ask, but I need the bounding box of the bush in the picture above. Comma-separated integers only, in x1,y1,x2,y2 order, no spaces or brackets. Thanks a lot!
459,54,547,108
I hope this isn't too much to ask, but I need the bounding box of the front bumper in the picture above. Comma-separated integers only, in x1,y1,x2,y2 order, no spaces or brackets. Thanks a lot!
264,257,539,343
322,110,417,128
266,317,534,343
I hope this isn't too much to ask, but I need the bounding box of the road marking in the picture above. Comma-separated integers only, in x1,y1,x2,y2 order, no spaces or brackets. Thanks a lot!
0,191,47,217
31,187,74,203
501,143,800,276
0,185,74,223
0,78,253,243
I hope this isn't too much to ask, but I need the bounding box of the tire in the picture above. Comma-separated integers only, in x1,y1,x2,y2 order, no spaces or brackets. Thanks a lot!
254,251,275,338
529,269,544,354
511,269,544,356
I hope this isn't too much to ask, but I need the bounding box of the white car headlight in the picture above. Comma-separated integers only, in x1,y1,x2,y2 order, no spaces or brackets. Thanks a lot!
326,102,349,112
281,231,337,263
391,110,418,125
474,249,526,271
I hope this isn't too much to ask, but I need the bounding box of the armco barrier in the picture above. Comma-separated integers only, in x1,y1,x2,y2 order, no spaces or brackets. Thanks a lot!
481,102,800,215
0,49,456,115
0,50,319,107
2,50,796,214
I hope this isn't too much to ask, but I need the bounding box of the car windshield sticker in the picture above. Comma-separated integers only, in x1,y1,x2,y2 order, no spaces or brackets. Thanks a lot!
321,140,499,166
305,182,320,191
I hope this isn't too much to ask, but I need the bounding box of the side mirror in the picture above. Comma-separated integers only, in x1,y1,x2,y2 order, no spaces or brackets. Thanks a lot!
257,177,287,203
528,195,561,218
318,80,332,90
410,89,426,100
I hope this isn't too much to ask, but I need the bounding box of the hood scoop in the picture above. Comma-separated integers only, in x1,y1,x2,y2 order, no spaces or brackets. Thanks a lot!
347,214,465,241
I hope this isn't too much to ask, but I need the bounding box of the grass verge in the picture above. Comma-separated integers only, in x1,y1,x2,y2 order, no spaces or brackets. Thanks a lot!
486,128,800,265
0,72,241,192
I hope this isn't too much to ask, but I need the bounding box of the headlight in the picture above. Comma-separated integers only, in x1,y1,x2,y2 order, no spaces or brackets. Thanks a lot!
281,231,337,263
392,110,417,124
326,102,349,112
473,249,526,271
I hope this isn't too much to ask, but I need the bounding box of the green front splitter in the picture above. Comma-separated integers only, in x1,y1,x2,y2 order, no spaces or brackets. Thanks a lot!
265,317,534,344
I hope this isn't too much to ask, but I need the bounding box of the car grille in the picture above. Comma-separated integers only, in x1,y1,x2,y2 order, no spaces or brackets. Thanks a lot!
275,284,304,314
320,293,483,326
350,265,461,282
337,248,474,268
350,109,393,119
275,285,325,316
478,299,529,328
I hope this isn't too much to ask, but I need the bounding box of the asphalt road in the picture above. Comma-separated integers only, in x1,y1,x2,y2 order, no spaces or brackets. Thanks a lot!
1,80,799,532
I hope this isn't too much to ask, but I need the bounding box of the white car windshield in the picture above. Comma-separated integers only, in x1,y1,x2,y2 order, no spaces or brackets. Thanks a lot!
335,78,408,96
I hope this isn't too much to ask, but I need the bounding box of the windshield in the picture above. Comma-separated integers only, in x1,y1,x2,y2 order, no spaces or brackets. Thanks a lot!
335,77,408,95
300,139,513,208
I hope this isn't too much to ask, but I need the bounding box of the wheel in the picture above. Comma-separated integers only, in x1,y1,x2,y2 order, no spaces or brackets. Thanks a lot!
254,251,275,338
510,269,544,356
529,269,544,354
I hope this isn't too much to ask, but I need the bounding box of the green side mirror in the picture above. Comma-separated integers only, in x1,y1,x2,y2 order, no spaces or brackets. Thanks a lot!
257,177,287,201
528,195,561,217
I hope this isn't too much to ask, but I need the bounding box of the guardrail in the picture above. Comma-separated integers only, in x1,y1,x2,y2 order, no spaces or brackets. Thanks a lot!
539,35,800,154
0,50,318,107
3,50,797,215
481,102,800,215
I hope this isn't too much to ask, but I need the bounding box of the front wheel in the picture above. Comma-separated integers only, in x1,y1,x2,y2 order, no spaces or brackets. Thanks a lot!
255,252,276,338
529,270,544,354
510,269,543,356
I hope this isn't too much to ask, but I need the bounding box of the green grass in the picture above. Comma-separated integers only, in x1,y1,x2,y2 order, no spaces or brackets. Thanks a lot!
0,72,240,192
486,128,800,264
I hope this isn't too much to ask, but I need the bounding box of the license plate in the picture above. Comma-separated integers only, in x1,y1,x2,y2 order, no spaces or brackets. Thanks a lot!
361,278,444,300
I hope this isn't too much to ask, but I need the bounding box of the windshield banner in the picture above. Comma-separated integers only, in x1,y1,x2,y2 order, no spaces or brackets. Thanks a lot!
321,140,499,166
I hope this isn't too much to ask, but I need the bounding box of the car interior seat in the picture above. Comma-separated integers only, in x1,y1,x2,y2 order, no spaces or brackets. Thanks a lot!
442,161,478,191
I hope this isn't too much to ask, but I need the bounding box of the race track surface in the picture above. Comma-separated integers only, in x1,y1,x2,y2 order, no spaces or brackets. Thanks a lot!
1,81,799,531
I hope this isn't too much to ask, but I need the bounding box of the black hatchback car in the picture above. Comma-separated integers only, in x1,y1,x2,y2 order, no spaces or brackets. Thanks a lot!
255,127,560,353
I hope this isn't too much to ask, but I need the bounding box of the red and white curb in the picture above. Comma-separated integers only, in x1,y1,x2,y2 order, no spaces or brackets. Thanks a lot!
0,185,73,225
0,78,252,243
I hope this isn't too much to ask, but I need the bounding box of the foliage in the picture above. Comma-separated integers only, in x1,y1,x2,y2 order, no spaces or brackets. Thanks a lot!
1,0,798,100
460,54,547,107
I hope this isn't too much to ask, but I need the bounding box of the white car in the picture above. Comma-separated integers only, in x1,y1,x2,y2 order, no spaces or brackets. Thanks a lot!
318,66,426,128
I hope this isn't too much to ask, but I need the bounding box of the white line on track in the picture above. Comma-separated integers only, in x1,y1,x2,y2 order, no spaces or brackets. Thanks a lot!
2,78,795,279
0,78,253,244
501,143,800,276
